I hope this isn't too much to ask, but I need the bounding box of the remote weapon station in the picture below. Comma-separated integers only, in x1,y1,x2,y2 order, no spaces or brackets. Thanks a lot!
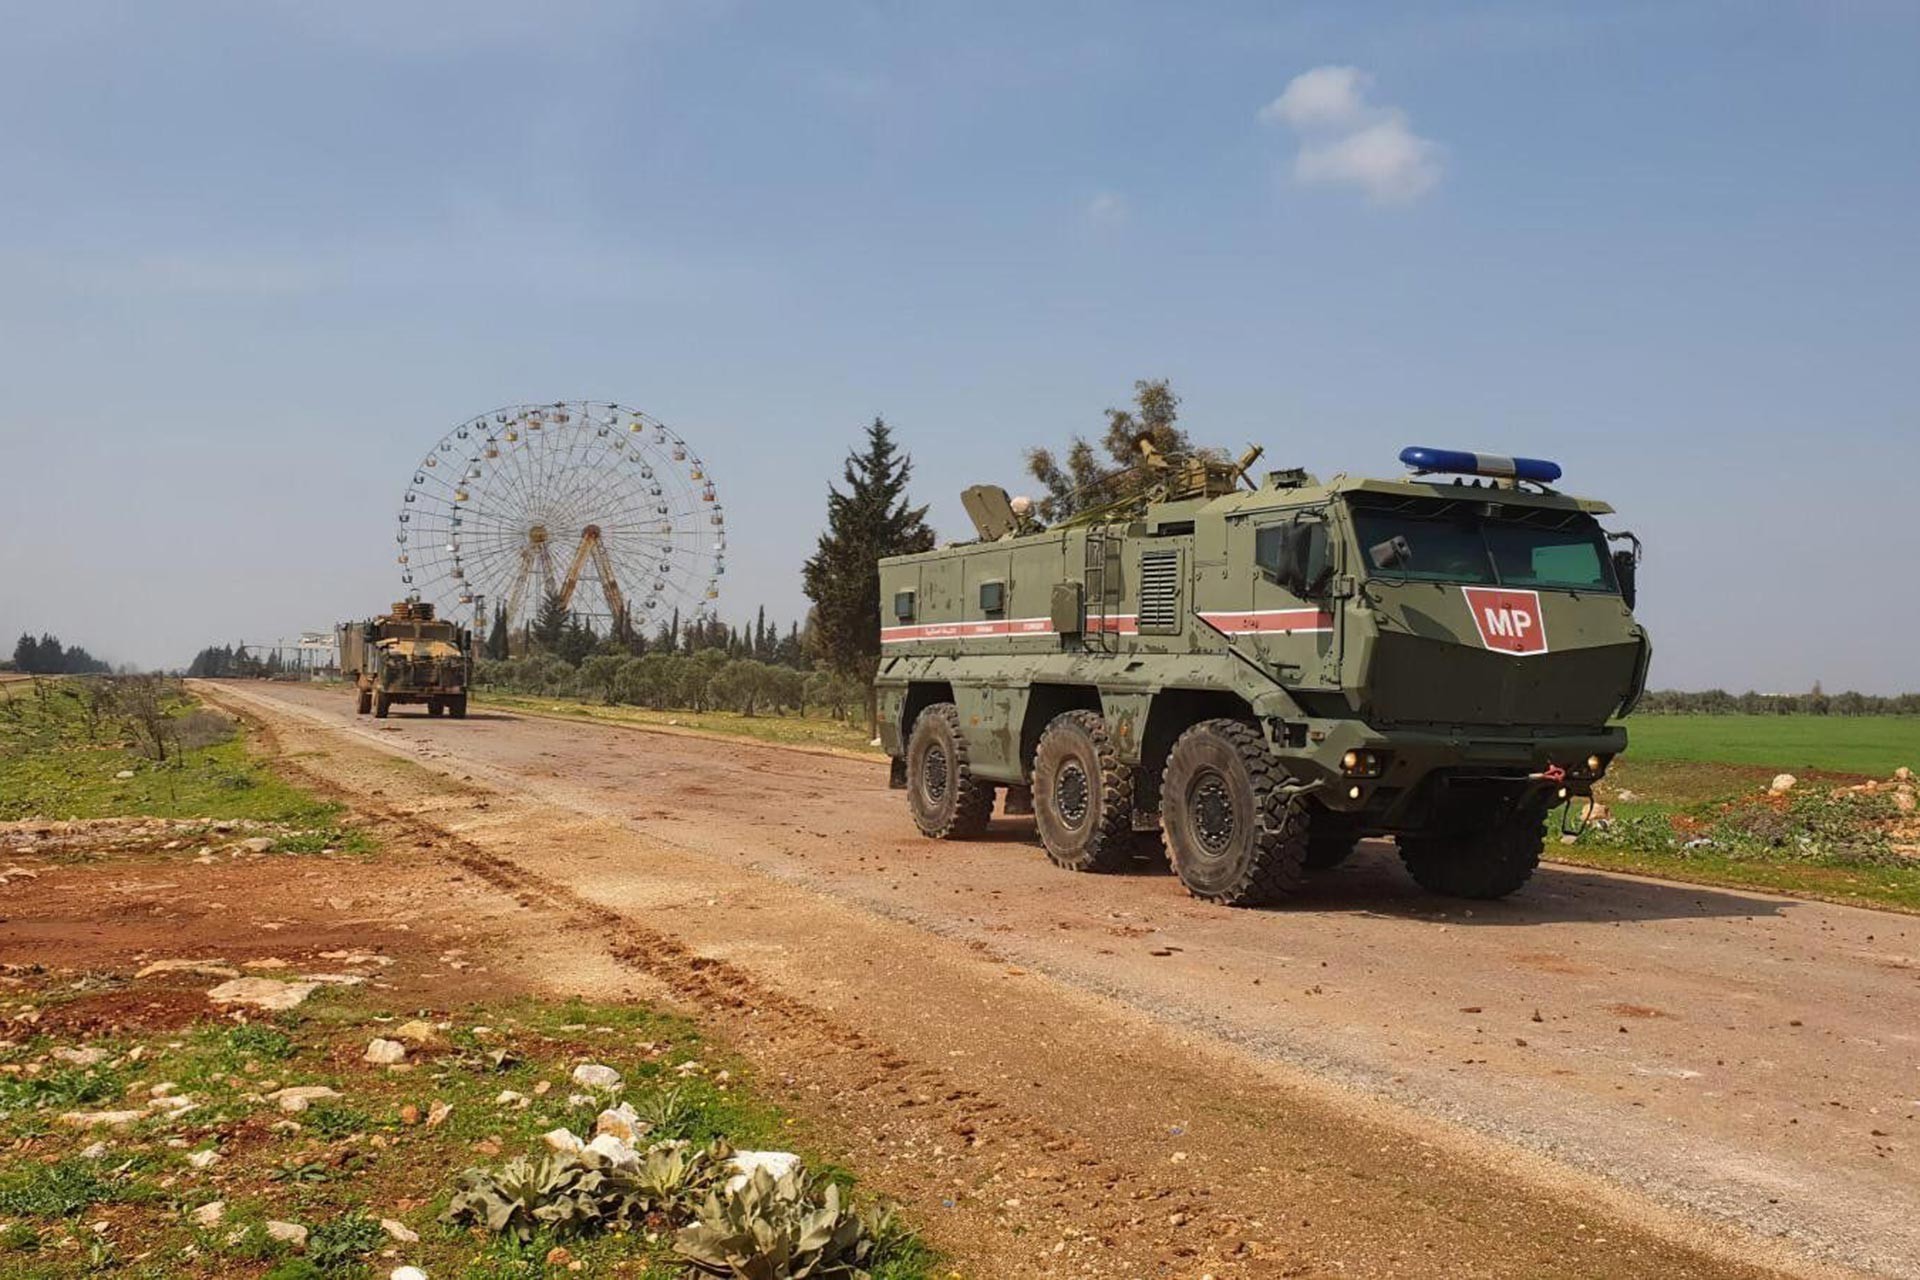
876,442,1649,906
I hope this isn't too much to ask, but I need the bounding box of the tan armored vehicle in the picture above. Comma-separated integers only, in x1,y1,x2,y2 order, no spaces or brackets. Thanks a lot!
336,601,472,719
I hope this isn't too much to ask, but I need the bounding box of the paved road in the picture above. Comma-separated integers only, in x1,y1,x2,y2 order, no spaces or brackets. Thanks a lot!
236,683,1920,1276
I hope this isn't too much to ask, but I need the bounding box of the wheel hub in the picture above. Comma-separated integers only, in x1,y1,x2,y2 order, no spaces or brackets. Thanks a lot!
923,745,949,801
1055,762,1091,826
1190,771,1235,852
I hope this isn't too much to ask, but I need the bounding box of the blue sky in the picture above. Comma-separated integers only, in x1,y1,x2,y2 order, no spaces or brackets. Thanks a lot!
0,1,1915,691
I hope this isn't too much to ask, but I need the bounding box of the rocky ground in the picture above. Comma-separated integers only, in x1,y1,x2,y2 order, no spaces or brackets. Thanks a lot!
5,678,1910,1277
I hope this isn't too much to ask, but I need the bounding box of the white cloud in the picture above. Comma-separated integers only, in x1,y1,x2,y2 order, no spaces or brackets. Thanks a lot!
1295,115,1442,204
1084,191,1129,225
1258,65,1371,131
1259,65,1444,205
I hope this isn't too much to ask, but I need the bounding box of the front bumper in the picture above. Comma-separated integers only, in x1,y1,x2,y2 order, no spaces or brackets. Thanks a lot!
1273,718,1626,826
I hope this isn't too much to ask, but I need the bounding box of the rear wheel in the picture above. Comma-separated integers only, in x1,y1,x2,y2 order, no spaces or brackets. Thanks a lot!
449,695,468,719
427,699,444,717
1397,799,1545,899
373,692,391,719
1031,711,1136,873
905,703,994,839
1161,719,1307,906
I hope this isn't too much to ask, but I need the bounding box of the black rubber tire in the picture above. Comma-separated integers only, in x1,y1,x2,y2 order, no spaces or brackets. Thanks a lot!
1397,802,1545,899
427,699,444,717
1303,835,1360,871
1031,710,1137,873
373,692,391,719
1161,719,1307,906
355,689,372,716
905,703,994,839
449,695,468,719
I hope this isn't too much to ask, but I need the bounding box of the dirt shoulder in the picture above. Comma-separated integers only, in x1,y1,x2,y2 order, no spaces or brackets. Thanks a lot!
178,680,1880,1280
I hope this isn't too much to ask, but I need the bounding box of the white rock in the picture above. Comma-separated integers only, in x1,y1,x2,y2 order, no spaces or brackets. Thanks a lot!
269,1085,341,1113
583,1132,638,1169
138,959,240,980
495,1089,528,1107
189,1200,226,1228
594,1102,644,1143
725,1150,802,1192
543,1127,584,1154
186,1149,220,1170
60,1109,148,1129
265,1221,308,1247
571,1063,622,1091
364,1038,407,1065
392,1268,430,1280
207,978,320,1011
115,770,136,779
392,1019,439,1044
79,1140,111,1160
239,837,275,853
52,1046,108,1067
426,1100,453,1128
1769,773,1798,795
381,1218,420,1244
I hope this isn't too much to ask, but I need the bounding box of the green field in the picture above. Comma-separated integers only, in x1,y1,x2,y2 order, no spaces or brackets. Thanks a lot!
1618,714,1920,776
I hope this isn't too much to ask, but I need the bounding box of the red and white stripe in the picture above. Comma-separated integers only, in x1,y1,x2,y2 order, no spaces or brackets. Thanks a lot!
880,609,1332,644
1197,608,1334,636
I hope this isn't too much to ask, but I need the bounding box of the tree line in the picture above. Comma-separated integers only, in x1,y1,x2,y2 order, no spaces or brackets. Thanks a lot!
8,632,110,675
1636,686,1920,716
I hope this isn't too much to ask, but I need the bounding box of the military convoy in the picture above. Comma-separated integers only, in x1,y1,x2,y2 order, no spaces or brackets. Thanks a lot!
876,444,1649,906
336,601,472,719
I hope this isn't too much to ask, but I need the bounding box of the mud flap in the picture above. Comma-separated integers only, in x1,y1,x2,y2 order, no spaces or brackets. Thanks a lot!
888,756,908,790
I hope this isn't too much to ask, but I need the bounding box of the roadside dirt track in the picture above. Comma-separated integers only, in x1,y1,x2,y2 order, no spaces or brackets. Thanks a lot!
207,682,1917,1278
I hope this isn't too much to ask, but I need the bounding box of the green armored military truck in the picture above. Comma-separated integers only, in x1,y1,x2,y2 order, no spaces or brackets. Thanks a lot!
337,600,472,719
875,444,1649,906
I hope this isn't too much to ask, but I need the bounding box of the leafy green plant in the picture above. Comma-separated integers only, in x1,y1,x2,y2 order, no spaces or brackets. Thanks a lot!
227,1022,298,1060
675,1168,881,1279
307,1211,386,1271
0,1159,148,1217
307,1101,372,1139
445,1154,607,1242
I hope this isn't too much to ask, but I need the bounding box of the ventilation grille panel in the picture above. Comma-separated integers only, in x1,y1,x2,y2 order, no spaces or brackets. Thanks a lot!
1138,550,1180,631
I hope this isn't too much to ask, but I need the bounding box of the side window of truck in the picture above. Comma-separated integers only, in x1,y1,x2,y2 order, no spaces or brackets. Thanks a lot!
893,590,916,622
978,581,1006,616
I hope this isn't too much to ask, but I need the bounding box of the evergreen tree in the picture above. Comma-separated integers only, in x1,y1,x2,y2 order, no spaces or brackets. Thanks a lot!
486,606,511,661
531,590,571,653
11,633,33,672
801,418,936,727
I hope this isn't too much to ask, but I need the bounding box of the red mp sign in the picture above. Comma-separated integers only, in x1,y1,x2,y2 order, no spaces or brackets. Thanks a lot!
1461,587,1549,655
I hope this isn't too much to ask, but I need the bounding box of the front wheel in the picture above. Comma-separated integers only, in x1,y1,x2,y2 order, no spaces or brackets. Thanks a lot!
1031,711,1135,873
373,692,391,719
905,703,994,839
355,689,372,715
1397,800,1545,899
1160,719,1307,906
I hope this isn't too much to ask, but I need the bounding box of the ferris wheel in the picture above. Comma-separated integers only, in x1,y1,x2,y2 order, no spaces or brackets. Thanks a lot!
395,401,726,635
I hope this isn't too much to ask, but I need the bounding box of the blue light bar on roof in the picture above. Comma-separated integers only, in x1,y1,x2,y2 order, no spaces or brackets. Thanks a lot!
1399,446,1562,485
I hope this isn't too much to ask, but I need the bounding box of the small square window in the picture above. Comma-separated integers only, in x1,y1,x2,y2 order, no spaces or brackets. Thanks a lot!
893,590,916,622
978,580,1006,615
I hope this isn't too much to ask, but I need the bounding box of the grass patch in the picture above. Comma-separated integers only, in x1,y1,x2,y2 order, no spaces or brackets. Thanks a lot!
479,692,882,756
0,985,937,1280
0,677,369,851
1619,714,1920,776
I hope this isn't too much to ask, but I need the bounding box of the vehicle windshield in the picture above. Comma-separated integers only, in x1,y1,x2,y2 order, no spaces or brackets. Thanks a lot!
1349,505,1617,592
